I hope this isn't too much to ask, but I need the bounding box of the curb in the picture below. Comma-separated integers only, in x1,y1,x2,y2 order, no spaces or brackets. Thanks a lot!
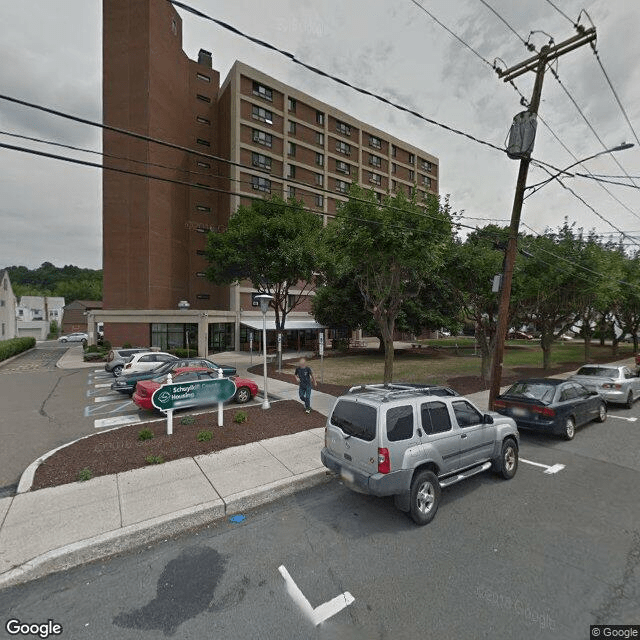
0,468,331,590
0,347,36,370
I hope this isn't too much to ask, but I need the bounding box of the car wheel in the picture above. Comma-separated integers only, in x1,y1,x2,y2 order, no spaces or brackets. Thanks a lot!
112,365,123,377
60,338,67,343
408,470,440,526
81,339,87,346
564,417,575,440
235,387,252,404
596,402,607,423
625,391,634,410
492,438,518,480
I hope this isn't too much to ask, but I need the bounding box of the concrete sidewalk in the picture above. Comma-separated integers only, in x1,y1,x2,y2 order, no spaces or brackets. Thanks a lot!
56,345,99,369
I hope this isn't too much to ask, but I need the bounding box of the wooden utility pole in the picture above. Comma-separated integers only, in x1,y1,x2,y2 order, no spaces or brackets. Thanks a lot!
488,28,597,409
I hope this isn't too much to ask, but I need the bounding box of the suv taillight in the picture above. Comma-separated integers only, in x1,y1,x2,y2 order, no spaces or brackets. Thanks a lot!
531,405,555,418
378,447,390,474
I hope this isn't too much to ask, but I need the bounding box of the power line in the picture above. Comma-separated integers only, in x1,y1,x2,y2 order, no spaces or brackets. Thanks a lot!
477,0,529,46
540,0,576,26
168,0,506,154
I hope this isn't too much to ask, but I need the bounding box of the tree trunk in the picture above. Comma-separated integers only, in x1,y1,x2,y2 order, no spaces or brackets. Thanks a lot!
611,336,619,358
634,336,638,354
583,336,590,363
383,335,394,384
541,332,553,371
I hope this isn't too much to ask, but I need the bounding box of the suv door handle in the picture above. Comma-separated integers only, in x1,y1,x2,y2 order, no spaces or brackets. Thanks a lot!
460,433,468,439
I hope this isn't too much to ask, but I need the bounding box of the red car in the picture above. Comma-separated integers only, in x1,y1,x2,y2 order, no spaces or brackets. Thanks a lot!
132,367,258,411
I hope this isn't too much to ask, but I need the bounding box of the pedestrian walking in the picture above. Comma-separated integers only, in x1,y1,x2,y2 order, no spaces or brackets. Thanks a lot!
294,358,317,413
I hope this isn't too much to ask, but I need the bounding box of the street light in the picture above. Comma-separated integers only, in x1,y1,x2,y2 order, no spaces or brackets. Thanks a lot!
525,142,634,196
255,293,273,410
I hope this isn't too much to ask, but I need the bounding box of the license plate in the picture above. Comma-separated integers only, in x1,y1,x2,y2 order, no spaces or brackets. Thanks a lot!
341,470,354,484
512,407,528,417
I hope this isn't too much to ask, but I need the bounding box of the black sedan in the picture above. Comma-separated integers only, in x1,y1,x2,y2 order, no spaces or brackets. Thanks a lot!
111,358,237,395
494,378,607,440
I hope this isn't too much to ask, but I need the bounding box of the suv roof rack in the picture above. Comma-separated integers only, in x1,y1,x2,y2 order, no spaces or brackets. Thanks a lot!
347,383,453,402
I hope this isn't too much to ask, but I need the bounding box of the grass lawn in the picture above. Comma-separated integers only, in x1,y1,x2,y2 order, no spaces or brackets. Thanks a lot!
310,342,634,387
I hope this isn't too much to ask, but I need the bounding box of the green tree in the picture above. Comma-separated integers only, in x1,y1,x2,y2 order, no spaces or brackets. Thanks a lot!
324,186,453,382
205,195,322,355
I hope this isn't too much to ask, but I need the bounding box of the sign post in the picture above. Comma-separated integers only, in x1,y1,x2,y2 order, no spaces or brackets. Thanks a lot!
319,332,324,383
249,332,254,366
277,332,282,372
217,367,224,427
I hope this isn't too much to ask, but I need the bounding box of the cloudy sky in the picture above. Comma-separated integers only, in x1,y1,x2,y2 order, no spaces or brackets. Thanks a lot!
1,0,639,269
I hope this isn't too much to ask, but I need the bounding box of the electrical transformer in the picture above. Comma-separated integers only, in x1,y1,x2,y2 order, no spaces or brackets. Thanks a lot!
506,110,537,159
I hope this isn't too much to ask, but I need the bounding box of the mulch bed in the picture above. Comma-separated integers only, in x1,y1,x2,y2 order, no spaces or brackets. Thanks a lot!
32,401,325,491
247,361,350,397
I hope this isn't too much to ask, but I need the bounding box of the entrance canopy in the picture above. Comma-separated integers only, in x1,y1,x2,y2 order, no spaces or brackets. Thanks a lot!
240,319,325,331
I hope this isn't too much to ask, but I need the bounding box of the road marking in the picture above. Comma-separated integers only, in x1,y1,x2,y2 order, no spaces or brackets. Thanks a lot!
278,565,354,626
93,368,104,373
93,395,120,403
93,383,112,388
520,458,565,474
94,414,141,429
84,401,135,417
609,415,638,422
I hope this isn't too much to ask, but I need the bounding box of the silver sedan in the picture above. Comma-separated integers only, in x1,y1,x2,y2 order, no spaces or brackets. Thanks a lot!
569,365,640,408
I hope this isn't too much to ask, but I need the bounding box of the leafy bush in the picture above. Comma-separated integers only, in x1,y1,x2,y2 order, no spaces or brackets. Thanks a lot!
197,430,213,442
233,411,248,424
122,342,132,349
169,348,198,358
145,454,164,465
0,337,36,362
86,345,99,353
77,467,93,482
180,415,196,425
83,352,107,362
101,340,112,350
138,428,154,441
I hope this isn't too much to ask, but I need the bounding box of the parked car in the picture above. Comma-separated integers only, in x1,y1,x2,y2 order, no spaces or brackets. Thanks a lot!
321,383,519,525
105,348,150,377
569,364,640,408
494,378,606,440
58,332,88,344
111,358,238,394
507,330,534,340
123,351,177,374
349,383,459,397
132,367,257,411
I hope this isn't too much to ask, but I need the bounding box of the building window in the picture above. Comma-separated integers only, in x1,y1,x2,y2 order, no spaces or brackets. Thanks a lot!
196,294,210,300
251,175,271,192
196,116,210,125
392,179,397,190
315,152,324,167
421,159,433,172
288,97,296,112
391,145,397,158
197,161,210,169
252,81,273,101
336,120,351,136
314,194,324,207
197,72,211,83
196,205,211,212
196,138,210,147
287,164,296,179
196,94,211,103
1,323,4,337
196,250,206,256
288,185,296,199
0,300,4,307
315,173,323,186
252,105,273,124
171,19,177,36
252,152,272,170
369,135,382,149
408,153,415,164
288,120,297,135
336,160,350,174
375,192,382,203
422,175,432,188
336,179,349,194
315,132,324,145
336,141,351,155
316,111,324,126
409,169,415,180
369,154,381,168
369,172,381,186
392,162,397,174
18,309,23,316
287,142,296,157
252,129,272,148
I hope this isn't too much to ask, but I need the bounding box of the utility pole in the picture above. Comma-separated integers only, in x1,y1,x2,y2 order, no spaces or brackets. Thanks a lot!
488,27,597,409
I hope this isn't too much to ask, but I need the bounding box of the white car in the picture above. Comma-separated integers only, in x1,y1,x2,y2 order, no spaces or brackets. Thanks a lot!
123,351,177,373
58,332,88,343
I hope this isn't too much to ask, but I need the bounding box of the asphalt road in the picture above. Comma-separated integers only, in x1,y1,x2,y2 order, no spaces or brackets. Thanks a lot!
0,342,89,494
1,400,638,639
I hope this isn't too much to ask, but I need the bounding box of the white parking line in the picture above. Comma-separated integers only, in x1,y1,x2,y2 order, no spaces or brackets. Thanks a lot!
278,565,354,626
93,383,112,388
609,415,638,422
93,368,105,373
94,415,141,429
520,458,565,474
93,395,120,403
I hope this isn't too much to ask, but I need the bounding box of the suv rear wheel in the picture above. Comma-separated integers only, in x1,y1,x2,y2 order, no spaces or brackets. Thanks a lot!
492,438,518,479
112,365,123,377
409,470,440,526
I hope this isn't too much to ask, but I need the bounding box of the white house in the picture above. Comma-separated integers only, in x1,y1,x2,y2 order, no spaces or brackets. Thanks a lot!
16,296,65,340
0,270,18,340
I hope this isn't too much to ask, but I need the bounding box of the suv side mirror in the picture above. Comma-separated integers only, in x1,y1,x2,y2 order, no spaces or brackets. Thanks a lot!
483,413,494,425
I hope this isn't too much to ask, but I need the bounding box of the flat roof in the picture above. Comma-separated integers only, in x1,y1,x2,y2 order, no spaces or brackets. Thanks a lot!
241,319,325,331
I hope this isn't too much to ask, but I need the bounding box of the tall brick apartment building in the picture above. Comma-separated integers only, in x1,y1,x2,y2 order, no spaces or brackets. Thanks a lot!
97,0,439,355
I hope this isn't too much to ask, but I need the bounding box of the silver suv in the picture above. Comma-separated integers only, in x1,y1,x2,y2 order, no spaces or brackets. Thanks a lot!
321,384,520,525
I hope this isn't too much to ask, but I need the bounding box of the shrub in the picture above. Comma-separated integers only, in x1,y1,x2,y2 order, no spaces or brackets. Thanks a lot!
86,345,99,353
0,337,36,362
233,411,248,424
169,348,198,358
145,454,164,465
101,340,112,351
122,342,132,349
83,352,105,362
180,415,196,425
77,467,93,482
138,428,154,441
197,430,213,442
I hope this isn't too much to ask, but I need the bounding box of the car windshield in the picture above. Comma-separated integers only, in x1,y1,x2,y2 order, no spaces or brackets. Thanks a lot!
503,382,556,404
330,400,377,442
576,366,618,378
